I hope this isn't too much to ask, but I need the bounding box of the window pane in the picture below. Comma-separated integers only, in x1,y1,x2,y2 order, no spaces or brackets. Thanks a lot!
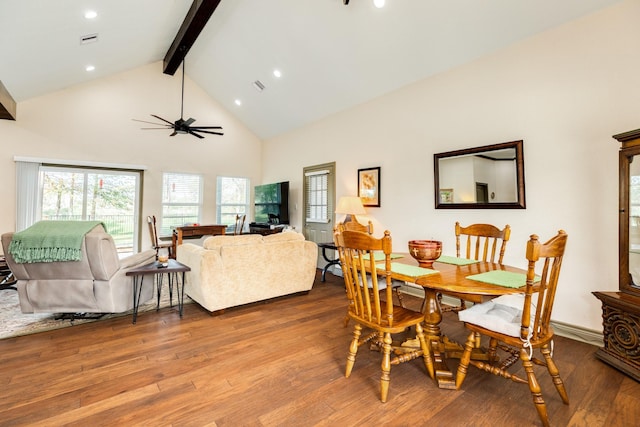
305,172,329,223
217,176,250,228
163,173,201,204
161,173,203,235
40,167,140,254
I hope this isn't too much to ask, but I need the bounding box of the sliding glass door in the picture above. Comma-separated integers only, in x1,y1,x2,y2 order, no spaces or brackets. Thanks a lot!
40,166,141,254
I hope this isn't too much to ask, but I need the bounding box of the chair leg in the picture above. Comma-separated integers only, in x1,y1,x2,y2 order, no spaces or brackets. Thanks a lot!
345,324,361,378
394,288,405,307
541,344,569,404
343,317,350,327
380,332,392,403
456,331,476,389
520,348,550,427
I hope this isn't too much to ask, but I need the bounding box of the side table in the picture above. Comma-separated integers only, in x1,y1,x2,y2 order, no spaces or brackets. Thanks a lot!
317,242,340,282
126,259,191,324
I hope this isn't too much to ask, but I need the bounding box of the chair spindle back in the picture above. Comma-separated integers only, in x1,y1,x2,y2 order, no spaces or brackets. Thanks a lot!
456,222,511,263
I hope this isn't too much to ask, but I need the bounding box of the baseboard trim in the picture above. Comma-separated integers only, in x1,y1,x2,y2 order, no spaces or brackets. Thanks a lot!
399,284,603,347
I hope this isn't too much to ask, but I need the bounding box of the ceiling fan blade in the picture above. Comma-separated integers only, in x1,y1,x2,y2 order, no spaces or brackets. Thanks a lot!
190,126,223,130
194,129,224,136
141,127,173,130
170,130,178,136
151,114,175,126
132,118,171,126
187,130,205,139
184,118,196,126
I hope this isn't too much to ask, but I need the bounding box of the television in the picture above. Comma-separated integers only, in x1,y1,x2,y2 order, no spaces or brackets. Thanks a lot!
254,181,289,225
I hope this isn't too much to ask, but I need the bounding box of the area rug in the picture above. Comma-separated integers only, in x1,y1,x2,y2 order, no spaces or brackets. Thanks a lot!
0,282,193,340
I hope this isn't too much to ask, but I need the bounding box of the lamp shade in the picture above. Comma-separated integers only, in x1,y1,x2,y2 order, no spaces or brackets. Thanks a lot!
335,196,366,215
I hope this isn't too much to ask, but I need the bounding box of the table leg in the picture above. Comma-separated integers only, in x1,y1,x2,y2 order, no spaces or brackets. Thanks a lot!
177,271,186,317
132,275,145,324
155,273,163,311
167,272,174,308
422,288,456,389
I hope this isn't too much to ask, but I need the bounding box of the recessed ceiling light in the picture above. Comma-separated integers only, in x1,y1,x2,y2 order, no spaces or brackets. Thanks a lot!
234,99,242,106
85,65,95,72
273,69,282,78
84,10,98,19
373,0,385,8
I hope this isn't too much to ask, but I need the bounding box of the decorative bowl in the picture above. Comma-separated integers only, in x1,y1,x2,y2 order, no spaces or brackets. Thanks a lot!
408,240,442,268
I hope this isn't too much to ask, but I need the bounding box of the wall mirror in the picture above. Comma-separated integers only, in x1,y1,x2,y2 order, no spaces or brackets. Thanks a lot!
434,140,526,209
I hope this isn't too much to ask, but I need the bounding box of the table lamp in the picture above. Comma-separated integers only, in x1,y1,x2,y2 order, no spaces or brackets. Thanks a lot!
335,196,367,226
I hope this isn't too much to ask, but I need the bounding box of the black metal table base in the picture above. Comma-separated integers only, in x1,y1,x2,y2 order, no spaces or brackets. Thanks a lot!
128,259,190,324
132,271,186,324
317,242,340,282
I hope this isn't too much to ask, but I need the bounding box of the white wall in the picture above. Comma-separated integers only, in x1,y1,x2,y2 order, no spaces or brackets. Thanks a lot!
261,1,640,332
0,62,262,248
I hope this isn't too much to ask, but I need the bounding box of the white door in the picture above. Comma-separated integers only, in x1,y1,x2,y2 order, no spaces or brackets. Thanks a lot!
303,162,336,270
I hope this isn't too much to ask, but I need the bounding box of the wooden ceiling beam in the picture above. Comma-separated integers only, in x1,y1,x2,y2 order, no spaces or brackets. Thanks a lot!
0,80,17,120
163,0,222,76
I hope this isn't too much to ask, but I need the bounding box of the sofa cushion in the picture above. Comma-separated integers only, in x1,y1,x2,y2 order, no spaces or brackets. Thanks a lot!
203,234,263,250
263,230,305,243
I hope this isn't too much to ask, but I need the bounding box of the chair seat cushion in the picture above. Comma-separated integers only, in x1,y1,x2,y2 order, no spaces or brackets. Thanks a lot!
366,275,403,290
458,293,537,338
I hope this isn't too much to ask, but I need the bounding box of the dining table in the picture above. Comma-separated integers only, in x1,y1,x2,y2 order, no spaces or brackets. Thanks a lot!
376,253,533,390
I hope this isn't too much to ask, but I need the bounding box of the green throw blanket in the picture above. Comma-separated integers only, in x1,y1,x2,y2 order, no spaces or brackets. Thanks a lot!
9,220,106,263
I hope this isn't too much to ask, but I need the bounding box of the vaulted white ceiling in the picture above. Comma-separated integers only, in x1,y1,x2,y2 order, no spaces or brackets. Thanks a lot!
0,0,622,139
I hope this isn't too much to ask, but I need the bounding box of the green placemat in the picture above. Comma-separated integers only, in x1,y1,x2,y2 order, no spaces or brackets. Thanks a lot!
466,270,540,288
376,262,438,277
436,255,479,266
361,252,404,261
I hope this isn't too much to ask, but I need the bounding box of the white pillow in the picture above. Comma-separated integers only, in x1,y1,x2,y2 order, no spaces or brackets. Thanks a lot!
458,293,537,338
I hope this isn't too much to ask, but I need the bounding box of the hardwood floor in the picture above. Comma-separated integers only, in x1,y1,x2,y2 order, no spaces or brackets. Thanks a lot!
1,270,638,426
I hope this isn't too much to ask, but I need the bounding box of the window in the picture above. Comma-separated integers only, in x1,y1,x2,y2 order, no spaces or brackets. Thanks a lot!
161,172,203,236
39,165,141,253
305,170,330,223
216,176,250,231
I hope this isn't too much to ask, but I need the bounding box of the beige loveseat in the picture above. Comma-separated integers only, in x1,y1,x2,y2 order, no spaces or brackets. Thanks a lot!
1,225,156,314
176,231,318,312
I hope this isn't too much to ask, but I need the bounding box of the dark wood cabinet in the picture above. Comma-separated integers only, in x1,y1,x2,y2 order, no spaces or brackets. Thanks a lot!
593,128,640,382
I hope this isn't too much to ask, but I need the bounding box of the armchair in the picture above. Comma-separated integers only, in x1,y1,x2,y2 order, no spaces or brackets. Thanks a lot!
1,225,156,314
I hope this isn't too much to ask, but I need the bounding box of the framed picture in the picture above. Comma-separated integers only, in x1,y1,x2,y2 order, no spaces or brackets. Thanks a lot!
358,167,381,207
439,188,454,203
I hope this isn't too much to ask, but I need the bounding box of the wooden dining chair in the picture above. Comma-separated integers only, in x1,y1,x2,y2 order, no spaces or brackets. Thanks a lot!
455,230,569,427
440,222,511,313
342,216,373,235
341,217,404,308
333,226,433,402
234,214,246,235
147,215,173,259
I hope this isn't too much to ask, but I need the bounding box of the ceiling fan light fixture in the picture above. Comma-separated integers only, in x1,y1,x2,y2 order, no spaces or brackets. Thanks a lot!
133,60,223,139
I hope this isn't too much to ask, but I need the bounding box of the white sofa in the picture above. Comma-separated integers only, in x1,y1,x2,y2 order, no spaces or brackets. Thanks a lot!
176,231,318,312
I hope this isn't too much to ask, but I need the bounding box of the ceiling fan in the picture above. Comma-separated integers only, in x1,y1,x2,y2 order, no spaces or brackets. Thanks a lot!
133,60,223,139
